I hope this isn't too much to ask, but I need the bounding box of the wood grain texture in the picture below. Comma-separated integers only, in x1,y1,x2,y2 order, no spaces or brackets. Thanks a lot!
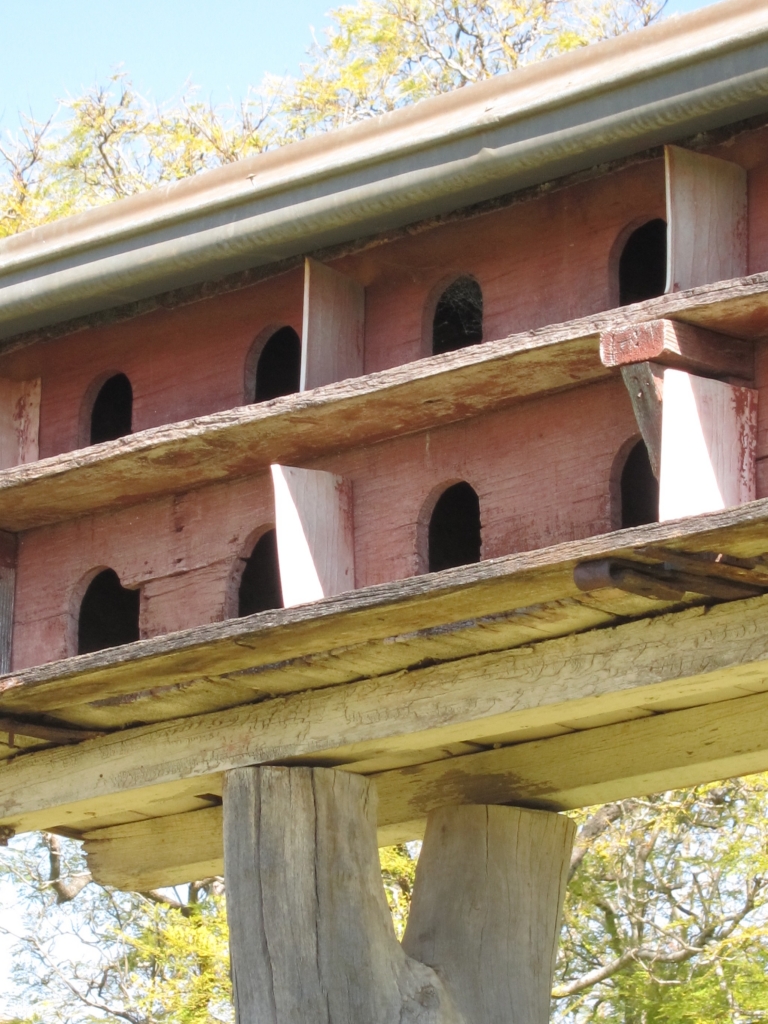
659,369,757,519
620,362,664,478
601,319,754,379
0,328,608,533
375,687,768,822
223,766,461,1024
301,258,365,391
0,377,39,470
7,582,768,836
666,145,748,293
6,499,768,725
403,805,574,1024
82,685,768,890
272,465,355,605
2,271,768,535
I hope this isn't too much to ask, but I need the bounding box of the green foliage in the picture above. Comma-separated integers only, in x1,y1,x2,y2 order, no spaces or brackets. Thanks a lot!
380,842,419,938
282,0,665,136
4,779,768,1021
0,834,232,1024
0,0,666,236
0,77,280,236
555,777,768,1023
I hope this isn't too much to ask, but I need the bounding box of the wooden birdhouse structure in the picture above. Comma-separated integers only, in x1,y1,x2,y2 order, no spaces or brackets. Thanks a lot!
4,1,768,1020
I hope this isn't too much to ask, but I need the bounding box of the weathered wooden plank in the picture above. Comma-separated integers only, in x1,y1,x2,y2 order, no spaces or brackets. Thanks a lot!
301,258,365,390
84,806,225,890
659,369,756,519
1,272,768,533
375,688,768,827
0,327,605,533
5,500,768,727
600,319,753,379
5,588,768,836
84,685,768,891
620,362,664,477
272,465,355,605
666,145,747,293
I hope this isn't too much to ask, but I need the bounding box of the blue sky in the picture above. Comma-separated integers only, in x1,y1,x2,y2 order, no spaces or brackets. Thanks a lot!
0,0,722,137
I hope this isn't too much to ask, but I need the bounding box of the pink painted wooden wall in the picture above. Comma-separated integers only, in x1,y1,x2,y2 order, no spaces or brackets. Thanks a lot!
8,122,768,671
12,379,635,670
0,156,667,462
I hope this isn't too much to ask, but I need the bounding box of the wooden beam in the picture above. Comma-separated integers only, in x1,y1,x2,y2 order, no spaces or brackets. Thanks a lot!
573,556,764,601
600,319,753,380
659,369,756,520
84,686,768,890
665,145,747,292
619,362,664,477
84,806,225,890
7,589,768,837
301,258,365,390
272,465,354,605
375,688,768,829
0,717,103,745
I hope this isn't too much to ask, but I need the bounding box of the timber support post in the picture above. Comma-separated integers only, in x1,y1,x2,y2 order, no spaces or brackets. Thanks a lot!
223,766,575,1024
403,805,576,1024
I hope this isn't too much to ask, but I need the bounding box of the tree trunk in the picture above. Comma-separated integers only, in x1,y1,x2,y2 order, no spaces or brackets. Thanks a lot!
402,804,575,1024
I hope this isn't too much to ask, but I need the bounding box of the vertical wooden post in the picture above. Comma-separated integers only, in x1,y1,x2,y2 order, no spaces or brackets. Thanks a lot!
223,766,462,1024
0,531,17,674
403,805,575,1024
659,368,756,520
665,145,747,292
619,362,665,479
0,378,40,470
271,464,355,606
301,258,365,391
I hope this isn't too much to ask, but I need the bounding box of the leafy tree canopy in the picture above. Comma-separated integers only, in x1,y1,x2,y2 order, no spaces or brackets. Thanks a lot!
0,0,664,236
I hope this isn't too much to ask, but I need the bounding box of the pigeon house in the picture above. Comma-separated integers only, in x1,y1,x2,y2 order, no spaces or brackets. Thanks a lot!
4,2,768,1020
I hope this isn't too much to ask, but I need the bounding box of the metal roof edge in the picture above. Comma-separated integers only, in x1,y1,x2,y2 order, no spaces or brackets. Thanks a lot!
1,0,767,340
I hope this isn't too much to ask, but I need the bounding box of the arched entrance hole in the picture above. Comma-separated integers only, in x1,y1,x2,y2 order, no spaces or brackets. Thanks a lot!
431,277,483,355
618,219,667,306
238,529,284,616
248,327,302,403
618,439,659,528
90,373,133,445
426,481,482,573
78,568,140,654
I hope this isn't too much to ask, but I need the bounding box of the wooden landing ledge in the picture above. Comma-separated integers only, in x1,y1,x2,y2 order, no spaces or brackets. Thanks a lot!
4,498,768,859
1,273,767,532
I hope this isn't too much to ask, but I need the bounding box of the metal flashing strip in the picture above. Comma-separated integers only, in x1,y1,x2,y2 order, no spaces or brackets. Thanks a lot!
1,0,768,339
